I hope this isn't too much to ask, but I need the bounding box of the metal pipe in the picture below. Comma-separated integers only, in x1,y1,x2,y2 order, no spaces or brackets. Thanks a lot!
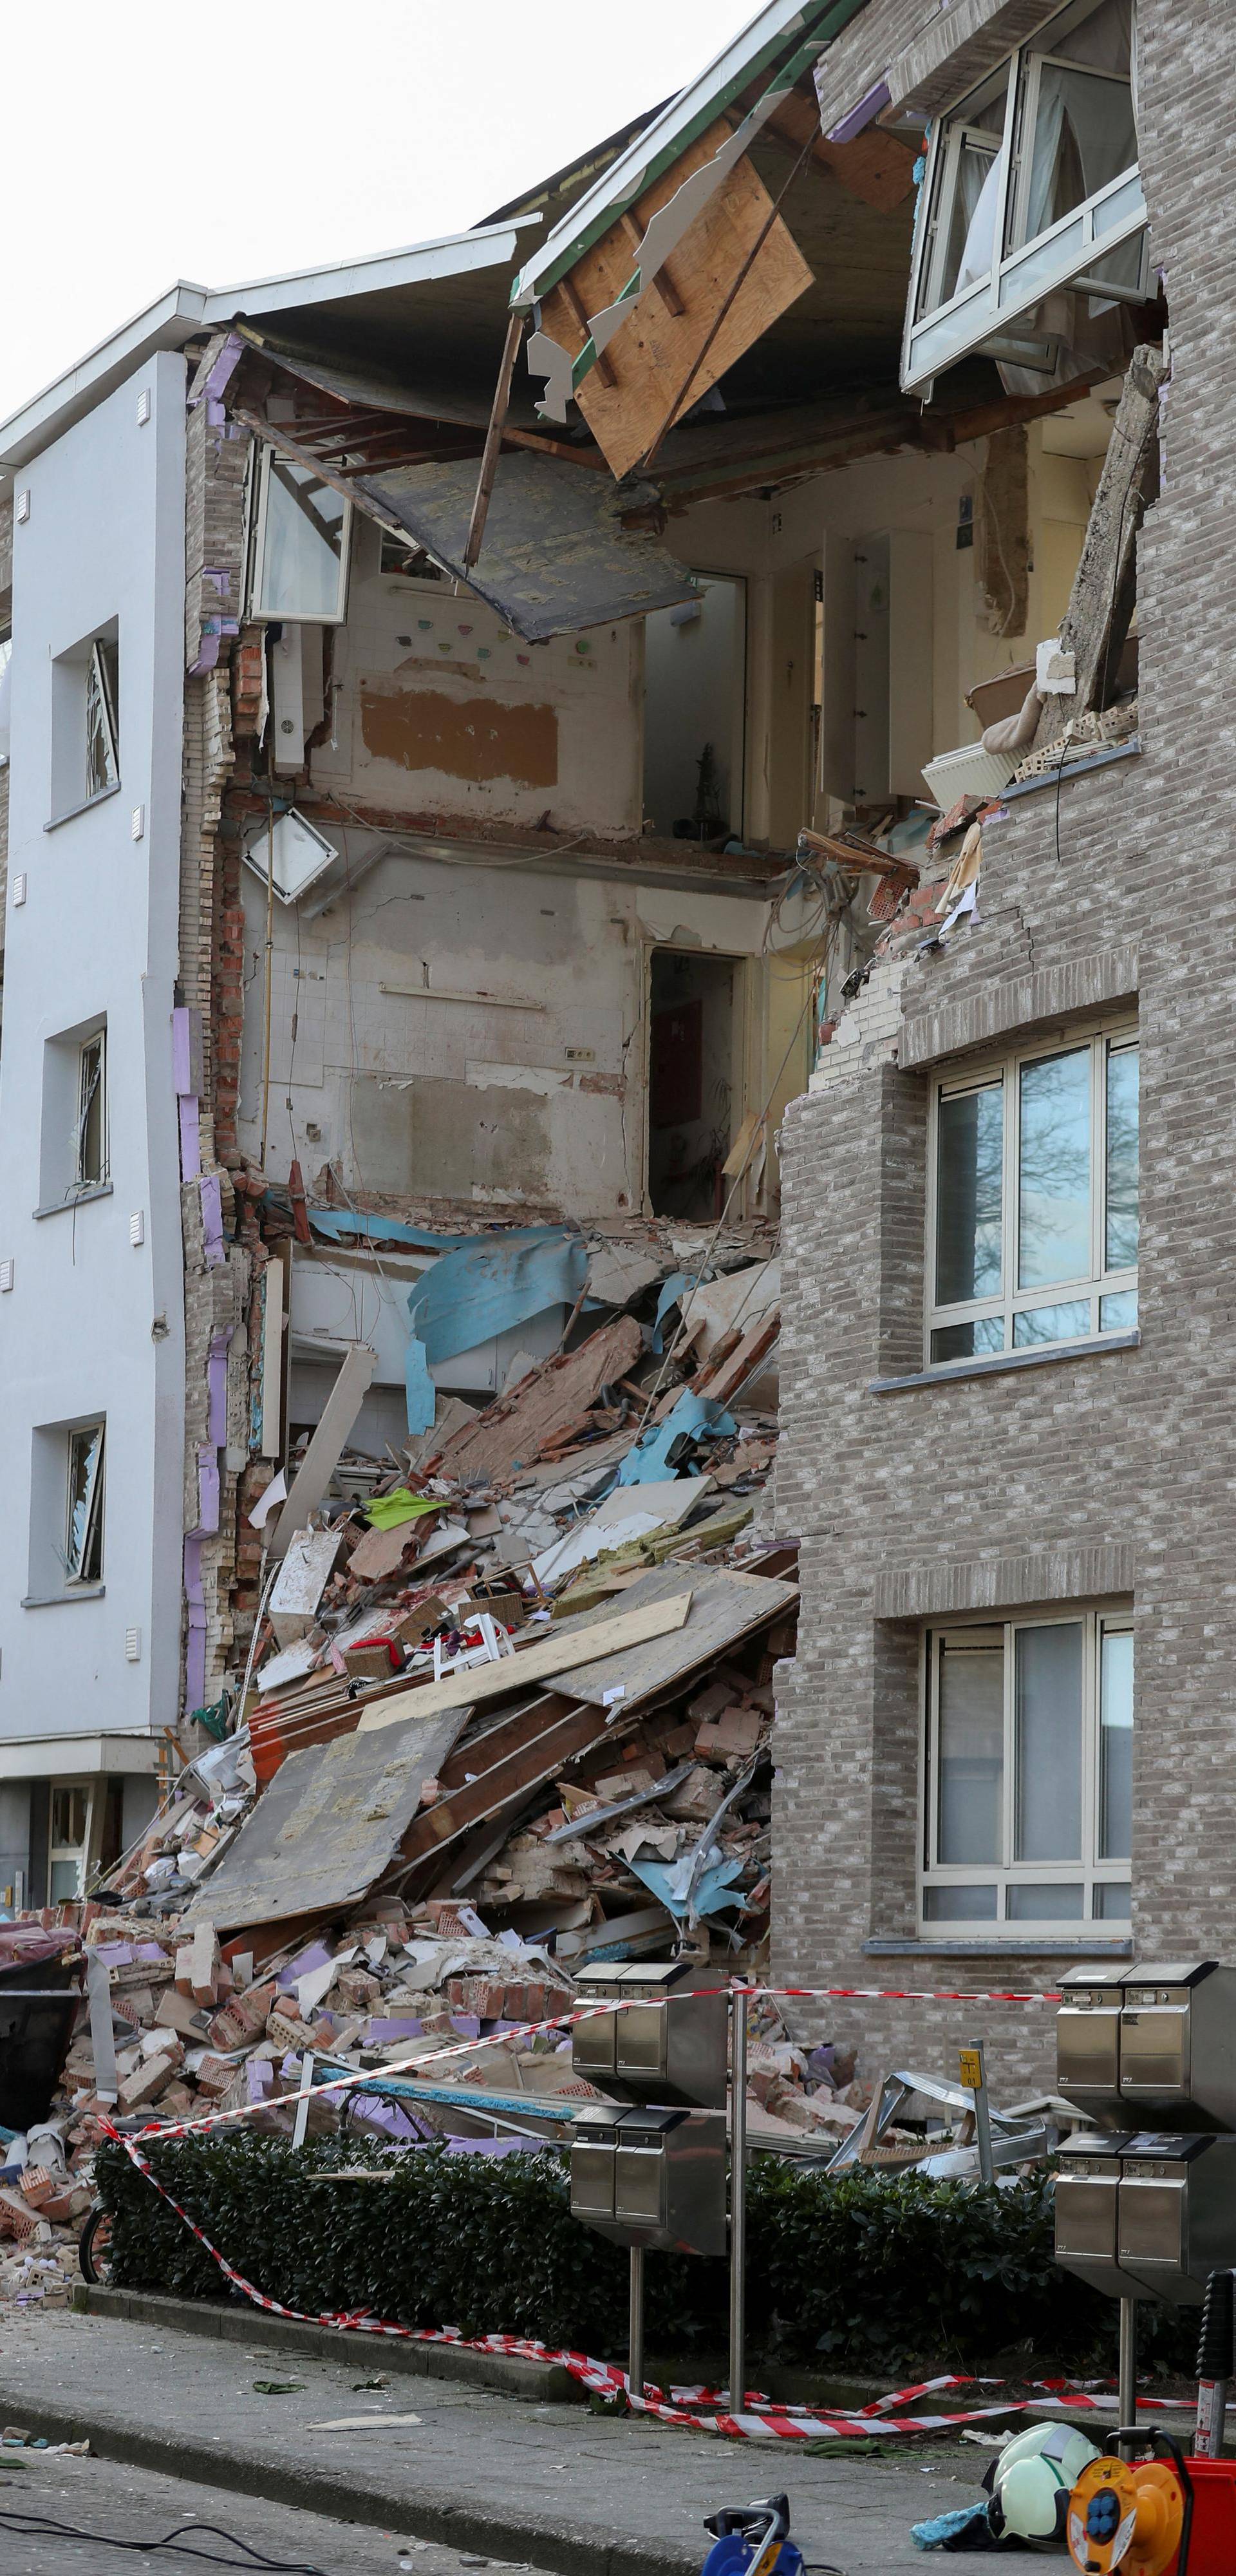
729,1982,748,2414
628,2244,646,2407
1119,2297,1138,2457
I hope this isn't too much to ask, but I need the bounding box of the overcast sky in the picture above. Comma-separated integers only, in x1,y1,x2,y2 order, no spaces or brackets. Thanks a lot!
3,0,760,423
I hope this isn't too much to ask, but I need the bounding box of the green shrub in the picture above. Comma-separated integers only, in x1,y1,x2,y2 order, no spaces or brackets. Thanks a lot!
95,2137,1186,2377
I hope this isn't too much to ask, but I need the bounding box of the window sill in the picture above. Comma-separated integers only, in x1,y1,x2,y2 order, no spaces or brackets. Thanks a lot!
44,782,122,833
21,1586,106,1609
864,1937,1133,1959
33,1184,113,1220
996,738,1139,804
870,1329,1139,1394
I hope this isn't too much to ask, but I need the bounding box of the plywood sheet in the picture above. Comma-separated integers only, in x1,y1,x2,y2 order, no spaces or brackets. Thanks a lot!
546,1560,798,1709
541,124,815,481
183,1704,472,1934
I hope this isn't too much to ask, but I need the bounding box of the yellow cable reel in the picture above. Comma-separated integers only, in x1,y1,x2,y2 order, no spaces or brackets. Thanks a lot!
1067,2452,1185,2576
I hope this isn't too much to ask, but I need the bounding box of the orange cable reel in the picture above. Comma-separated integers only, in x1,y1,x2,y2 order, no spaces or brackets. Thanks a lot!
1067,2444,1188,2576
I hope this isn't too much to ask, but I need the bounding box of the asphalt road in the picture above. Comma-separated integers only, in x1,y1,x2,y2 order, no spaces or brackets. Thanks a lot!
0,2443,518,2575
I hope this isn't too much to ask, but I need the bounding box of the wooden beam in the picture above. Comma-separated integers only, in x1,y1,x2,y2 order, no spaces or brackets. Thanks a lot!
1029,344,1165,751
463,307,525,572
357,1591,693,1736
619,211,685,319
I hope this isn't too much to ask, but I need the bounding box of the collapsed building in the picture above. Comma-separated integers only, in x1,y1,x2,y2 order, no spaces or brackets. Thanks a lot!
0,0,1178,2105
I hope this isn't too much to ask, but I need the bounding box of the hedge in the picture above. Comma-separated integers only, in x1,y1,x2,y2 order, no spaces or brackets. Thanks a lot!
95,2136,1196,2378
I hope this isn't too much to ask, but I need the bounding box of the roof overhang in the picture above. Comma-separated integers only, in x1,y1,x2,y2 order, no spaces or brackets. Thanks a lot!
0,1734,164,1781
0,220,538,474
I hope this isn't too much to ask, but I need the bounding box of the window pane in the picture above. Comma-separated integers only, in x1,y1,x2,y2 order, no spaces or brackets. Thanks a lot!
931,1316,1006,1363
1100,1290,1138,1331
78,1039,106,1188
1099,1628,1133,1860
1018,65,1136,245
1018,1048,1091,1287
1006,1882,1086,1919
923,1884,998,1922
49,1857,83,1901
922,80,1008,314
1013,1298,1092,1346
937,1636,1004,1864
936,1084,1003,1303
1105,1044,1139,1271
258,458,348,619
66,1426,104,1583
1014,1623,1083,1860
1093,1881,1132,1919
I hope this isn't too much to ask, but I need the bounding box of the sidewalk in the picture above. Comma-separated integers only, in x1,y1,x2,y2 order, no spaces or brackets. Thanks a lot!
0,2306,1000,2575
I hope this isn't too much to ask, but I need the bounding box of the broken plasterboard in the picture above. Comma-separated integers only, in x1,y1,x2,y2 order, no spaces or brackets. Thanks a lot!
357,1591,694,1736
530,1477,712,1589
268,1529,346,1649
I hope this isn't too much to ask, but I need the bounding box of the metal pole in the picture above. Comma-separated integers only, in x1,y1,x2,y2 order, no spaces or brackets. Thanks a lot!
960,2042,995,2187
1119,2297,1138,2458
729,1983,748,2414
628,2244,646,2408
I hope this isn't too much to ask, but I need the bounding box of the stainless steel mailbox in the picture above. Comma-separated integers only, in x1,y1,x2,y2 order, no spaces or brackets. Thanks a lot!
572,1962,728,2108
1056,1965,1127,2121
570,2103,727,2255
1053,2133,1141,2298
1116,1964,1236,2130
1116,2132,1236,2306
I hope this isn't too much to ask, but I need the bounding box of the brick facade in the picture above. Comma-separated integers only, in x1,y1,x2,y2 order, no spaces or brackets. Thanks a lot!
772,0,1236,2094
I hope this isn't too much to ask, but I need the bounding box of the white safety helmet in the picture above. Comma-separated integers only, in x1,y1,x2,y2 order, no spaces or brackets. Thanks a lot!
986,2423,1101,2548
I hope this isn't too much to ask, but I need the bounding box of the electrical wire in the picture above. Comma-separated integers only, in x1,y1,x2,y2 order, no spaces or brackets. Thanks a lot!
0,2504,326,2574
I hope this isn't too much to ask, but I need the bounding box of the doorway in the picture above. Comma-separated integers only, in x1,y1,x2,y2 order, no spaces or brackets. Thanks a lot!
647,949,742,1219
642,574,746,840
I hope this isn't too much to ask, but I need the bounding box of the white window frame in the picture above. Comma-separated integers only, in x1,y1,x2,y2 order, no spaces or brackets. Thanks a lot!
73,1028,108,1192
919,1605,1132,1935
925,1018,1138,1369
84,637,120,799
249,444,351,625
64,1422,105,1586
903,0,1148,393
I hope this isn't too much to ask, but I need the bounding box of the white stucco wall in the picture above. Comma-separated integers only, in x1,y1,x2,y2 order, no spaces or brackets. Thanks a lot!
0,354,187,1746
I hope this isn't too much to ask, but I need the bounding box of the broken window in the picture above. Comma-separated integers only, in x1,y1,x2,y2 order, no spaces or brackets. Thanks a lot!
64,1423,105,1586
921,1610,1132,1930
84,638,119,799
903,0,1146,392
74,1029,108,1191
250,448,351,623
928,1026,1137,1364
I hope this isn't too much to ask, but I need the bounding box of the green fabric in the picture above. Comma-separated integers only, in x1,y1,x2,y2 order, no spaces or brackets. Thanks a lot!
364,1490,442,1530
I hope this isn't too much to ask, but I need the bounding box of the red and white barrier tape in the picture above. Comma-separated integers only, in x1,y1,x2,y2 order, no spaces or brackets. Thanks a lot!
127,1980,1061,2146
102,2128,1170,2443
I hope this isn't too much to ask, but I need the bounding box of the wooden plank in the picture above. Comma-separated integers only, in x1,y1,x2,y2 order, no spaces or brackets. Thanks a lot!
357,1593,693,1738
694,1311,780,1405
395,1696,623,1870
540,120,813,481
1030,345,1165,752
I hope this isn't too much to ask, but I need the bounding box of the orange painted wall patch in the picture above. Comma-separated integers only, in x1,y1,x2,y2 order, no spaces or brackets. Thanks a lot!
360,684,559,788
